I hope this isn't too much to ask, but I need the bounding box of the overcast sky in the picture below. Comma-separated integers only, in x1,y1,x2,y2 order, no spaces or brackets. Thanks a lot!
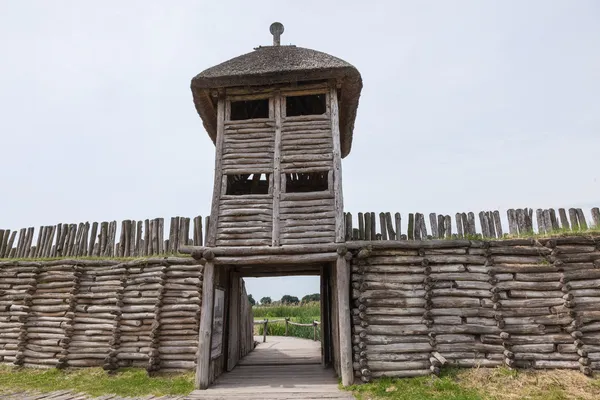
1,1,599,300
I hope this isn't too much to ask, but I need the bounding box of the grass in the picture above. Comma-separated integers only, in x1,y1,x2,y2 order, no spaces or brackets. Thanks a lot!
349,367,600,400
0,365,194,397
253,302,321,340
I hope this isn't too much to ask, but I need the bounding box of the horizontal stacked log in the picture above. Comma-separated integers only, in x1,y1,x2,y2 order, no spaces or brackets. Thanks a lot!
349,235,600,379
0,258,208,372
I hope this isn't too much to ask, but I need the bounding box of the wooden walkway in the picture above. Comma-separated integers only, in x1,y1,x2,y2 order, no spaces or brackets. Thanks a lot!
188,336,355,399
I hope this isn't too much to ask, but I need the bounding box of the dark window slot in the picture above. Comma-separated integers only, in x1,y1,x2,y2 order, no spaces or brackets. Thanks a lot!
285,171,328,193
230,99,269,120
226,173,270,195
285,94,326,117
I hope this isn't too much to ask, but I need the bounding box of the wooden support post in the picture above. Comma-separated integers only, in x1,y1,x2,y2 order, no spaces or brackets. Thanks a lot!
313,322,317,341
330,85,344,242
285,318,289,336
206,95,226,246
227,272,240,372
196,260,215,390
263,320,268,343
336,254,353,386
272,93,282,246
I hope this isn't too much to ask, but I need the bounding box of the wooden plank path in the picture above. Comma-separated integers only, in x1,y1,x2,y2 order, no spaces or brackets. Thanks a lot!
188,336,355,399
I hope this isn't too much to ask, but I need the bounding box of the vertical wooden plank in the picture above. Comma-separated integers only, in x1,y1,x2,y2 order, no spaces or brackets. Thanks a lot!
385,212,395,240
272,92,282,246
227,272,241,372
34,226,43,258
45,226,56,258
549,209,560,231
336,254,353,386
467,212,476,236
479,212,488,238
0,229,9,258
444,215,451,238
206,95,226,247
394,213,402,240
330,85,344,243
129,220,136,256
542,210,553,234
413,213,421,240
364,213,372,241
169,217,176,253
109,221,117,257
198,216,204,246
345,213,353,241
24,227,34,258
196,260,215,389
379,213,387,240
506,209,516,235
592,207,600,228
576,209,588,230
135,221,142,256
88,222,98,256
493,211,503,237
370,212,376,240
527,208,534,232
407,213,415,240
99,222,108,256
357,212,365,240
437,214,444,238
460,213,469,237
486,212,496,239
0,230,4,258
568,208,579,231
6,231,17,258
15,228,25,258
535,209,544,234
158,218,165,254
558,208,570,230
454,213,465,238
429,213,438,239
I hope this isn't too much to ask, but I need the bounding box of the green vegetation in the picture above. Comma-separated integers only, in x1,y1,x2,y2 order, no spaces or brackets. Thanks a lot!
253,301,320,340
302,293,320,303
0,366,194,397
260,296,272,305
281,294,300,304
349,367,600,400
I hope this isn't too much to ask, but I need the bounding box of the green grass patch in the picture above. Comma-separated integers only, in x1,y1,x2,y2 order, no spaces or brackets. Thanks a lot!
0,365,194,397
349,368,481,400
348,367,600,400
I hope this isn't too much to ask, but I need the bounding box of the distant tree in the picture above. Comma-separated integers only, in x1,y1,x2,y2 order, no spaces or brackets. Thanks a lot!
260,296,272,305
281,295,300,304
248,294,256,306
301,293,320,303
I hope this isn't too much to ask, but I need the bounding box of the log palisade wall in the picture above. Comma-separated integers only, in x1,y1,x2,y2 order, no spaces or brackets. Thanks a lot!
0,257,254,375
350,236,600,381
1,207,598,259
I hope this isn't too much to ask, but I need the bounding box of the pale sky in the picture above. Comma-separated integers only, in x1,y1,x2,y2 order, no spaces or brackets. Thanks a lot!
1,1,599,299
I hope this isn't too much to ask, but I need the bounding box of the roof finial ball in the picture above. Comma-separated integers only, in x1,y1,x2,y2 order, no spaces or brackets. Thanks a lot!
270,22,284,46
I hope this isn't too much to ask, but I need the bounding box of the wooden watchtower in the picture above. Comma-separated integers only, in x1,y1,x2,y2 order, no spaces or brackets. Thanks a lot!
191,22,362,247
188,23,361,390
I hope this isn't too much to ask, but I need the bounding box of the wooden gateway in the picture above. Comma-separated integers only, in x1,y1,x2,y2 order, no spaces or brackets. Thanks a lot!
184,23,362,389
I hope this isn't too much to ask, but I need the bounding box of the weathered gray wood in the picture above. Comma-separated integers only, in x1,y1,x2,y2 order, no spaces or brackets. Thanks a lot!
0,229,9,258
379,213,387,240
455,213,463,238
591,207,600,228
407,214,414,240
569,208,579,231
429,213,438,239
337,254,353,386
196,260,215,389
444,215,451,238
158,217,165,254
394,213,402,241
88,222,98,257
576,208,588,230
330,86,344,243
227,273,241,371
467,212,476,236
364,213,372,241
207,96,226,247
479,212,489,238
493,211,503,237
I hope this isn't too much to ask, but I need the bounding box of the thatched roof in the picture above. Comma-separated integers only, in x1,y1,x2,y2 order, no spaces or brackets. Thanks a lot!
191,45,362,158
